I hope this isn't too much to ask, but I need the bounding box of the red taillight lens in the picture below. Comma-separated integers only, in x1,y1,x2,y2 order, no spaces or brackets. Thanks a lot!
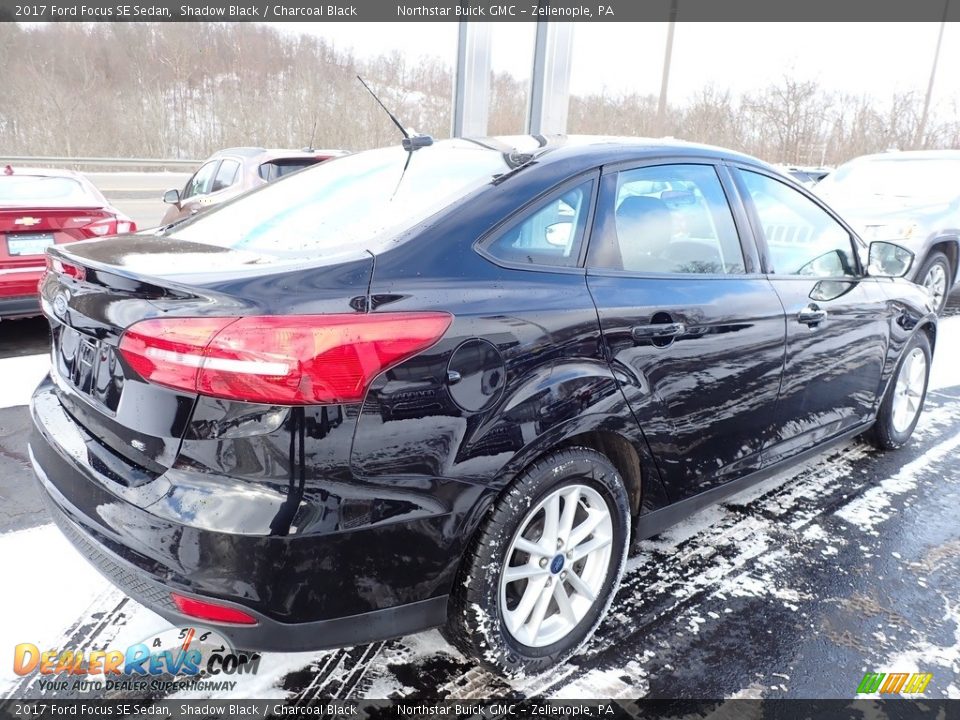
47,256,86,281
118,313,453,405
77,216,136,237
170,592,258,625
118,317,238,392
81,218,117,237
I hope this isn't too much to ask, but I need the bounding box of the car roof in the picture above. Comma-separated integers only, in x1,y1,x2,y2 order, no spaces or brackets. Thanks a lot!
461,134,772,171
210,147,348,162
848,149,960,163
1,166,84,178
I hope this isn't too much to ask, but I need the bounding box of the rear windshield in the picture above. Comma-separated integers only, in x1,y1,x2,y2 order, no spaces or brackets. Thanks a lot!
0,176,96,205
170,142,514,258
258,159,321,182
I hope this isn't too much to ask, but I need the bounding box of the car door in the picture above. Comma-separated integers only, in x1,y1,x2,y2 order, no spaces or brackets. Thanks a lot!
176,160,220,220
202,157,242,210
585,160,786,500
730,165,890,464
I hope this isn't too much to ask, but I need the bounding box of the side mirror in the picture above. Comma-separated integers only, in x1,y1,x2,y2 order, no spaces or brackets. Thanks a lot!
868,241,914,278
163,188,181,205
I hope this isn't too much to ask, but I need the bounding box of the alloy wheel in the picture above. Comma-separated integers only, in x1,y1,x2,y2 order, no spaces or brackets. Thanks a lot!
499,484,614,648
892,347,927,434
923,263,947,311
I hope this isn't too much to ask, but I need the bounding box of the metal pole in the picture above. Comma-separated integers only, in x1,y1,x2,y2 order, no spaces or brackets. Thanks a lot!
527,20,575,135
451,16,492,138
656,0,678,136
916,0,949,148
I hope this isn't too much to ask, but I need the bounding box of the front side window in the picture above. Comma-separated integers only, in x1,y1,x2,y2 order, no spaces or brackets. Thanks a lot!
182,161,219,200
211,159,240,192
589,164,746,275
740,170,856,277
483,180,593,268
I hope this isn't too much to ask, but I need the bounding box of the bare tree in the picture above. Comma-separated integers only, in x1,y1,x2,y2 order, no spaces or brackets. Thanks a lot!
1,22,958,165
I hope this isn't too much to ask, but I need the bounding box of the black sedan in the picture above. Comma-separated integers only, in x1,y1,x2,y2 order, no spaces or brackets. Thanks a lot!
29,136,936,676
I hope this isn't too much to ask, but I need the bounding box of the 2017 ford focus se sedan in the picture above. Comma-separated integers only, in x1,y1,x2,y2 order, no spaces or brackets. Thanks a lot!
29,136,936,676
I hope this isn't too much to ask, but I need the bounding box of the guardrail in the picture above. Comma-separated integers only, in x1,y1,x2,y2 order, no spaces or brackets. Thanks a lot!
1,156,201,170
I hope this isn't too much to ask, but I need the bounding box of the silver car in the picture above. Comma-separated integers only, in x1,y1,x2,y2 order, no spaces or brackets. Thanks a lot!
815,150,960,313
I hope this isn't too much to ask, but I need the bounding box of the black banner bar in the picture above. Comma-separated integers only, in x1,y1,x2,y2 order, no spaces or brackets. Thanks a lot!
2,699,960,720
2,0,960,22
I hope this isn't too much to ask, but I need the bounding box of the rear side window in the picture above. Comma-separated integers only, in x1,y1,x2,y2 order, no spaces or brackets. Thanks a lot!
483,180,593,268
740,169,856,277
182,161,218,200
211,159,240,192
589,164,745,275
258,159,320,182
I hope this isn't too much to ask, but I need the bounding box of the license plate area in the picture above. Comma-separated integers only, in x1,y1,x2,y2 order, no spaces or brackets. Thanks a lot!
52,323,124,412
6,232,55,256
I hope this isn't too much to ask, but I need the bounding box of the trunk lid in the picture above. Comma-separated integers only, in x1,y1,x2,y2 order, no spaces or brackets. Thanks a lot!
40,236,373,476
0,207,115,266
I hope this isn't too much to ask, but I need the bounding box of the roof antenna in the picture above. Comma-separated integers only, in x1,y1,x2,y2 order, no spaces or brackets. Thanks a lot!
304,117,319,153
356,75,433,151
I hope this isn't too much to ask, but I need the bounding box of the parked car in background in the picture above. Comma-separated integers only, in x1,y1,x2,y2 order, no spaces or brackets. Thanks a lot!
779,165,831,189
160,147,348,225
31,136,934,677
815,150,960,313
0,166,136,319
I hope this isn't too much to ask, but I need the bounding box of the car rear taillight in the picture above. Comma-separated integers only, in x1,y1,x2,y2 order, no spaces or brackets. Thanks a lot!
170,592,258,625
46,255,86,281
118,313,453,405
78,216,137,237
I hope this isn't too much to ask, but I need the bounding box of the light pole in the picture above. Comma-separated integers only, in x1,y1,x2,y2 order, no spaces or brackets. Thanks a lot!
916,0,950,148
656,0,678,136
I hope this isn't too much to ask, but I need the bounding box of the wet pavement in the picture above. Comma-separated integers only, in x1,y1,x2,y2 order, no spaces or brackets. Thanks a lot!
1,293,958,700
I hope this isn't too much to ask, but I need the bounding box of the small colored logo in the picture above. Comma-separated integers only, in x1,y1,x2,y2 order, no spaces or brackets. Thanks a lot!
52,292,68,318
856,672,933,695
13,626,259,680
14,216,41,227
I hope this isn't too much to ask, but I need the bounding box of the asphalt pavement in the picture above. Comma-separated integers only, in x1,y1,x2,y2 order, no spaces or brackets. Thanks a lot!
0,294,958,700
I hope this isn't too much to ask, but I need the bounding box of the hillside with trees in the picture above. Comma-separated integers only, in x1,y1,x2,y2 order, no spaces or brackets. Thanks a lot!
1,22,958,165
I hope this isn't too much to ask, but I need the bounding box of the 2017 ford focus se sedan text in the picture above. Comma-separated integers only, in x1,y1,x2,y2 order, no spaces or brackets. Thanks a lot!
30,136,936,676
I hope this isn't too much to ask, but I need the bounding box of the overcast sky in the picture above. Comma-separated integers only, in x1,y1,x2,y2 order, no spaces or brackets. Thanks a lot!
278,22,960,104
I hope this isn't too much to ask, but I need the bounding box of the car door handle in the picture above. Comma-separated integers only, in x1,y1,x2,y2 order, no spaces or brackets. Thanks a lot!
631,322,686,341
797,305,828,326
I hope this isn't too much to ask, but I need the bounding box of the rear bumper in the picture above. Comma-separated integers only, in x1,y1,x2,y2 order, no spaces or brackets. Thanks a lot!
28,378,458,652
0,266,43,318
34,484,446,651
0,294,40,319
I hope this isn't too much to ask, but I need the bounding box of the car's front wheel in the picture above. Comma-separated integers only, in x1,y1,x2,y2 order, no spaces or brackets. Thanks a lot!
444,447,630,676
867,331,931,450
917,251,951,314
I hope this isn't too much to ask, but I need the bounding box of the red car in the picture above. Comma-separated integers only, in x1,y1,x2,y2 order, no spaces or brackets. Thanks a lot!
0,166,136,319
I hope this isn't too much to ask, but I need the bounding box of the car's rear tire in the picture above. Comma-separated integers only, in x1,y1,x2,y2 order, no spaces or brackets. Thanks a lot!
866,331,931,450
444,447,630,676
917,251,952,315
